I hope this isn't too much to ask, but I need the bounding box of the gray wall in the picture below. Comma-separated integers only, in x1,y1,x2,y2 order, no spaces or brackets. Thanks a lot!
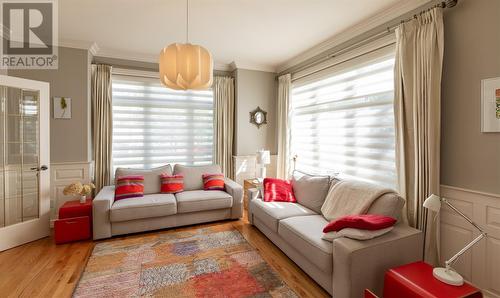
8,47,92,163
441,0,500,195
234,69,277,156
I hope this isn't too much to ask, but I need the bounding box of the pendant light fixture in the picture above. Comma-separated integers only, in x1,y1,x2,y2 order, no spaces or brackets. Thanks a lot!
159,0,213,90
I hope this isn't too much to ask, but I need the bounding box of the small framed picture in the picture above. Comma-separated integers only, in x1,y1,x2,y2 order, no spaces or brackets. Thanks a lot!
53,97,71,119
481,77,500,132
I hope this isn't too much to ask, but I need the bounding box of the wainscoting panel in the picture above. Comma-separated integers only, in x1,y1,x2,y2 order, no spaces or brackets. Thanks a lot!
50,162,92,221
233,155,277,186
440,185,500,298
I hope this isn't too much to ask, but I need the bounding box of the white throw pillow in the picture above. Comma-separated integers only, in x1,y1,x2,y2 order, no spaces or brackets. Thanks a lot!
321,226,394,242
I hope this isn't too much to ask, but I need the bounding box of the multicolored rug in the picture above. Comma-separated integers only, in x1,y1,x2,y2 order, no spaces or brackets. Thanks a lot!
74,225,297,297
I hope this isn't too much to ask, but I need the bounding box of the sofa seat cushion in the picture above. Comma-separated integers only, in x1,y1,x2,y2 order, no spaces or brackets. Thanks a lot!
110,194,177,222
250,199,316,233
175,190,232,213
278,215,333,273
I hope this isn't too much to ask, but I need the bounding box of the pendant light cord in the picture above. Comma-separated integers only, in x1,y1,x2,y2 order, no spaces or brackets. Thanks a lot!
186,0,189,43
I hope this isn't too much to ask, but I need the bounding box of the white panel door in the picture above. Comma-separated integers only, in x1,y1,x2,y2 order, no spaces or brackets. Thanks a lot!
0,75,50,251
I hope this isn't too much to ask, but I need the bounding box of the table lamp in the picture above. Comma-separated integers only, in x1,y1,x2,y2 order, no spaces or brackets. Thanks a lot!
256,149,271,178
423,194,487,286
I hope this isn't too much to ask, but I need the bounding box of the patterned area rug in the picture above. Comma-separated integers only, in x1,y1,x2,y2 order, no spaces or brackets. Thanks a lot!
74,225,298,297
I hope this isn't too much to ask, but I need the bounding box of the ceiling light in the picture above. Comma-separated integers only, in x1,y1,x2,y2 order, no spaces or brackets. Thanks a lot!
159,0,213,90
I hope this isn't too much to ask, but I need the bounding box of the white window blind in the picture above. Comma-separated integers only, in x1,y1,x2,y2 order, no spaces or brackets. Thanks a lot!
111,74,214,172
290,55,396,188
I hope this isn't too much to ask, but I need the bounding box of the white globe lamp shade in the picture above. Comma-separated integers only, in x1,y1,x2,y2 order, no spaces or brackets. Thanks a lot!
423,194,442,212
159,43,213,90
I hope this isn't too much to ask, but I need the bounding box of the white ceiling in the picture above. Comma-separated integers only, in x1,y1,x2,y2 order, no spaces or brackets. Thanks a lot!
59,0,418,72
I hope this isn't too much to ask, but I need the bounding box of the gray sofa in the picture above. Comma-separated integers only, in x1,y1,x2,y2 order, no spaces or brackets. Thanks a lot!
93,164,243,240
248,176,423,298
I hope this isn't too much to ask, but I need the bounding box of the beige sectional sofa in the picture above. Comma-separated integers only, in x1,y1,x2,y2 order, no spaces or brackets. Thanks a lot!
248,176,423,298
93,164,243,240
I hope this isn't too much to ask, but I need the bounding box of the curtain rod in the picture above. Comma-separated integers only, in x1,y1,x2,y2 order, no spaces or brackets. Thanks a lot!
280,0,458,81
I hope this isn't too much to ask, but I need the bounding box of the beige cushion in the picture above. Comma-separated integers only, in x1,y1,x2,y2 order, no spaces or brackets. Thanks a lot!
292,173,333,213
366,193,405,221
249,198,316,233
175,190,232,213
110,193,176,222
115,165,172,195
173,164,222,191
278,215,333,273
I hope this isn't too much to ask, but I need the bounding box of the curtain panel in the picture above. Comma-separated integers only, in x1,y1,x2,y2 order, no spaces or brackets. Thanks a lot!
276,74,292,179
394,7,444,265
213,76,235,179
91,64,113,192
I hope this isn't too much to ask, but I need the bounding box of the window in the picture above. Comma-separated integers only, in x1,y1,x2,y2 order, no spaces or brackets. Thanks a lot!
111,74,214,172
290,55,396,188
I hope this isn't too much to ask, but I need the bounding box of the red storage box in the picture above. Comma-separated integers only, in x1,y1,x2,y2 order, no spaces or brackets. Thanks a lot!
54,216,90,244
384,261,482,298
58,198,92,220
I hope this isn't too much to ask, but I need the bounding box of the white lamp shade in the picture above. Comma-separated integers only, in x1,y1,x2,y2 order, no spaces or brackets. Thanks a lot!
423,194,442,212
256,150,271,165
159,43,213,90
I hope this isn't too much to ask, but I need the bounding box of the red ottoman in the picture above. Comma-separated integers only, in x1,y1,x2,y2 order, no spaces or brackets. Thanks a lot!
54,198,92,244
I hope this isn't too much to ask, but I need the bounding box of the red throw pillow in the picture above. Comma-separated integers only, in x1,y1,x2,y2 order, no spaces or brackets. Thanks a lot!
115,175,144,201
202,173,225,191
323,214,396,233
263,178,296,203
160,174,184,194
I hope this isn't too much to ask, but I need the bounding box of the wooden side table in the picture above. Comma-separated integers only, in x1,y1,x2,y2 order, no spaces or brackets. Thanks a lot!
243,179,260,216
384,261,482,298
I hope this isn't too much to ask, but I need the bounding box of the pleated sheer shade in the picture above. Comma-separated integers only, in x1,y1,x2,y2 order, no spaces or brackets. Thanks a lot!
111,74,214,171
290,56,396,188
159,43,213,90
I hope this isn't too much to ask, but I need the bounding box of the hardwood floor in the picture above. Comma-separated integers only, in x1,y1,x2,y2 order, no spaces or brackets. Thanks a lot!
0,215,329,298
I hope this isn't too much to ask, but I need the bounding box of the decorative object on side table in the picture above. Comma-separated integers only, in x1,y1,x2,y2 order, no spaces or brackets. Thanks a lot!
256,149,271,178
481,77,500,132
53,97,72,119
384,261,482,298
249,106,267,128
423,194,487,286
54,198,93,244
63,182,95,204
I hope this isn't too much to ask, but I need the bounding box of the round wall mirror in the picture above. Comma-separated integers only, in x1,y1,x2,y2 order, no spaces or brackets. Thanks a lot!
249,106,267,128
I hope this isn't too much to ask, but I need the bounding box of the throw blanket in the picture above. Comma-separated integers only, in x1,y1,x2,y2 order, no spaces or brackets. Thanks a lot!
321,179,395,221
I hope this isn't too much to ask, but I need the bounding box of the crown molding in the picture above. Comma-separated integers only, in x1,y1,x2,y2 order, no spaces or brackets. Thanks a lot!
231,61,277,73
58,39,96,51
276,0,433,73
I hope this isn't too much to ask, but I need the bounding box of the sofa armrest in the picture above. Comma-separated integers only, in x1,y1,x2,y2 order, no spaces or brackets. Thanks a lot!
93,185,115,240
248,187,261,201
332,224,423,298
246,188,261,224
224,178,243,219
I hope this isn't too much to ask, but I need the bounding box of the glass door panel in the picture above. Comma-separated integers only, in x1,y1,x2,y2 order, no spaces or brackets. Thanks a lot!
1,87,40,226
22,91,39,221
5,87,22,226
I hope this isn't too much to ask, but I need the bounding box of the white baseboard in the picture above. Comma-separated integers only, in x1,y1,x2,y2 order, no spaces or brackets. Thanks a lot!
440,185,500,298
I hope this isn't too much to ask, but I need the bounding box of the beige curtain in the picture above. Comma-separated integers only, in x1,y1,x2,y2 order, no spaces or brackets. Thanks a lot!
91,64,113,192
394,7,444,265
213,76,235,179
276,74,292,179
